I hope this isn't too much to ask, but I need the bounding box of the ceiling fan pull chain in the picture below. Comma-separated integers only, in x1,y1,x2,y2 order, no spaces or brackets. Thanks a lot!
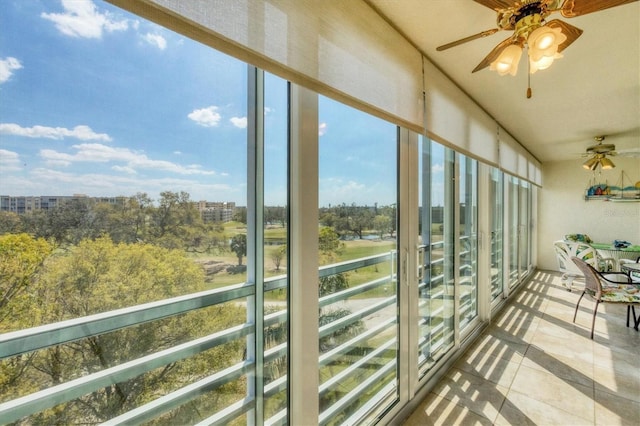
527,59,532,98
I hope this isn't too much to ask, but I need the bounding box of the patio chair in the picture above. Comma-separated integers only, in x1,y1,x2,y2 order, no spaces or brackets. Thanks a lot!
570,256,640,339
553,240,615,291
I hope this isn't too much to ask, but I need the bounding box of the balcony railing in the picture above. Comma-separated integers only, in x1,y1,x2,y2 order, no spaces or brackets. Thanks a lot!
0,251,397,425
0,238,479,425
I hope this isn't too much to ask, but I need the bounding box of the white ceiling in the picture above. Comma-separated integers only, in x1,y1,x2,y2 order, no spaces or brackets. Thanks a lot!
367,0,640,163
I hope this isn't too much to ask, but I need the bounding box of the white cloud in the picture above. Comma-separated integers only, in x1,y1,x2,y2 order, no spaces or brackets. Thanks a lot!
0,57,22,84
39,143,216,176
143,33,167,50
0,123,112,142
0,149,22,171
41,0,129,39
112,165,137,174
319,122,328,136
188,106,222,127
230,116,247,129
432,163,445,174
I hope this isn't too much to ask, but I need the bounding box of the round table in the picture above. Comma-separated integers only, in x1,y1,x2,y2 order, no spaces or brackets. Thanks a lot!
621,262,640,283
592,243,640,271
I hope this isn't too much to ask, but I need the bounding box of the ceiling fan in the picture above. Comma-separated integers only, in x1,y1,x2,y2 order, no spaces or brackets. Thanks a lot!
582,136,617,170
437,0,637,87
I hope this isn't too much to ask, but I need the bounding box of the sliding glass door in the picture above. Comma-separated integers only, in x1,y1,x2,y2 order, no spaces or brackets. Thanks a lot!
317,96,399,424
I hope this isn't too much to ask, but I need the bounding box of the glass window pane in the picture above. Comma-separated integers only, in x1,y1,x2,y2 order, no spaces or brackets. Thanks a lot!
318,96,398,424
417,138,455,375
508,176,520,289
458,154,478,331
490,168,504,301
263,71,289,421
0,2,253,423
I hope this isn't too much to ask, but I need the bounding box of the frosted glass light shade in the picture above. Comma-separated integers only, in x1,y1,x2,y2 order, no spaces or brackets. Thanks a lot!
530,52,563,73
490,44,523,76
583,157,598,170
527,25,566,61
600,157,615,169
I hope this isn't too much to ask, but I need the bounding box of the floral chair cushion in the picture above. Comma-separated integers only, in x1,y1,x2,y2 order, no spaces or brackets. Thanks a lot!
565,234,593,243
587,284,640,303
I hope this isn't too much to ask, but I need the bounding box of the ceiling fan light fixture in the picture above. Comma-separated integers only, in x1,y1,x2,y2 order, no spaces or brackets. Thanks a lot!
600,157,615,169
583,157,599,170
527,25,566,61
529,52,563,73
490,44,522,76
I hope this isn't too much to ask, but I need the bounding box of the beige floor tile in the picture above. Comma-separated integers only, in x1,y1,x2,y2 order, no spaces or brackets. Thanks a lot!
509,364,595,422
594,389,640,426
432,367,508,423
593,340,640,373
521,345,594,387
495,389,593,426
404,393,493,426
464,334,527,364
529,330,594,365
594,364,640,403
405,272,638,426
454,350,521,389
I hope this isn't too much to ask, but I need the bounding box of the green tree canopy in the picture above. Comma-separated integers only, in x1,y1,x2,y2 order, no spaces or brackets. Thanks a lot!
230,233,247,266
0,233,52,330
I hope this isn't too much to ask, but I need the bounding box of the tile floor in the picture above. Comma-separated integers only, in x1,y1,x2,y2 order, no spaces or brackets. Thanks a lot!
405,270,640,425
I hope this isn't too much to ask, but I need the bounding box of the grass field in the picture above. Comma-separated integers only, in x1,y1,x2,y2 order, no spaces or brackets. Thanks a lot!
192,223,398,291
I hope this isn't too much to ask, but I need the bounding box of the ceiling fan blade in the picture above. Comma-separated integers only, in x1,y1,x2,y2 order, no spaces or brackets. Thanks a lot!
561,0,638,18
473,0,515,11
545,19,583,52
472,36,517,73
436,29,500,51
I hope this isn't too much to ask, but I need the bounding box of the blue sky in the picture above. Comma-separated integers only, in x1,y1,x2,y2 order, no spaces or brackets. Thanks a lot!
0,0,435,207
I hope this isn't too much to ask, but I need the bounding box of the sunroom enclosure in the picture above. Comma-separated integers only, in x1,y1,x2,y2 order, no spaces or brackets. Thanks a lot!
0,1,539,425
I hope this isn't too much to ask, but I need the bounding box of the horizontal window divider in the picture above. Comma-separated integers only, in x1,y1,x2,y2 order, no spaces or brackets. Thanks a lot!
264,375,287,399
264,408,287,426
264,308,287,328
106,360,253,425
320,317,396,367
264,342,287,364
319,357,396,425
319,276,390,307
193,396,254,426
264,275,287,292
342,381,397,426
0,323,254,424
0,283,254,359
319,337,396,397
319,252,393,278
319,296,396,339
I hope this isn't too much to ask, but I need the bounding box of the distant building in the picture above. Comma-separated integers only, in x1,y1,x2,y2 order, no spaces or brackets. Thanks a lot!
1,195,237,223
1,194,124,214
195,201,235,223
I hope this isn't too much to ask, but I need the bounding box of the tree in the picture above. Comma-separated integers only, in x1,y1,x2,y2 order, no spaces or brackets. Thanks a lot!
4,237,245,423
373,214,392,239
271,244,286,271
0,233,52,329
0,211,22,234
230,233,247,266
318,226,344,262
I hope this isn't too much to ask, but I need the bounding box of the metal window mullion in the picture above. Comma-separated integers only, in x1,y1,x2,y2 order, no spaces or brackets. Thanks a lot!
288,83,319,424
247,65,265,426
449,150,461,346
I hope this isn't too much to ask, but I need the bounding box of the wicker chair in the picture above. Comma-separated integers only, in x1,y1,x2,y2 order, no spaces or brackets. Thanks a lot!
570,256,640,339
553,240,615,291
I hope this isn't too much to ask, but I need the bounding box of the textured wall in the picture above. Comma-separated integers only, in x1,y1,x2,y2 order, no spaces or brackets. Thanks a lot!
538,156,640,271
